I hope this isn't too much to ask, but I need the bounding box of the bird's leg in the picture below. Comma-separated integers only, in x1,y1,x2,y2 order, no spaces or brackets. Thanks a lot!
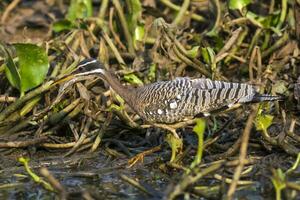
132,123,183,164
152,123,180,138
151,123,183,162
127,145,162,168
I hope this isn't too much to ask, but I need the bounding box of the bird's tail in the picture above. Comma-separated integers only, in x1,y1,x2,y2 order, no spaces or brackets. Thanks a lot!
251,93,285,103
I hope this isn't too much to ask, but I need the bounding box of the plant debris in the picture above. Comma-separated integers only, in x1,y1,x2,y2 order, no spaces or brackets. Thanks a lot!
0,0,299,199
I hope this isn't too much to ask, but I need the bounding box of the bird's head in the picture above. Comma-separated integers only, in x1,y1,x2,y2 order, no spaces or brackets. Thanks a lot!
74,58,106,77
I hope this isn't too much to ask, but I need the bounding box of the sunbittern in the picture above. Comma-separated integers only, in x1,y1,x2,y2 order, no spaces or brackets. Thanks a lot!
71,58,282,164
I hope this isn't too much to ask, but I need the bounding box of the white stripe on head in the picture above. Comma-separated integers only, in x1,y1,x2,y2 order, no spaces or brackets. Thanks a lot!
77,59,98,68
74,68,105,77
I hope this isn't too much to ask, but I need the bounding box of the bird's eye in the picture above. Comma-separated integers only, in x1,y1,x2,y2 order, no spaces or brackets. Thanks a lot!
78,66,84,71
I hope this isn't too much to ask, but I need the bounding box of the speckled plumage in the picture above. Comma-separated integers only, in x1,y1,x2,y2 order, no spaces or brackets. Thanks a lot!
76,59,282,124
135,78,260,123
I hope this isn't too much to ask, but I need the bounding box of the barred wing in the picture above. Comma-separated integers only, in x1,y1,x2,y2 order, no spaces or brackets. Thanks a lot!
138,80,256,123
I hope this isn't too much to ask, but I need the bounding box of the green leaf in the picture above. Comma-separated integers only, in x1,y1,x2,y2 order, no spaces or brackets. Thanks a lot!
271,168,286,200
134,24,145,49
229,0,251,10
147,63,156,81
67,0,92,22
134,25,145,42
246,11,280,30
124,73,143,85
186,46,200,58
193,118,206,136
201,47,215,64
165,133,183,162
18,157,54,191
191,118,206,167
14,43,49,94
126,0,142,35
272,80,287,95
255,113,274,131
52,19,76,32
3,47,21,90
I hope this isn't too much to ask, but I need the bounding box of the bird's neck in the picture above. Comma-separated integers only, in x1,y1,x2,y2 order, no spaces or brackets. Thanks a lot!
102,71,136,106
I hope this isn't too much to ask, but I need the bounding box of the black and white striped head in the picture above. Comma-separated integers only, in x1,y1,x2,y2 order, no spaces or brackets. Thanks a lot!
74,58,106,77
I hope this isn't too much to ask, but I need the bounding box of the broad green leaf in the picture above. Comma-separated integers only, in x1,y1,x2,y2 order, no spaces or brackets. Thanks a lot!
255,113,274,131
229,0,251,10
124,73,143,85
14,43,49,94
52,19,75,32
186,46,200,58
3,47,21,90
67,0,92,21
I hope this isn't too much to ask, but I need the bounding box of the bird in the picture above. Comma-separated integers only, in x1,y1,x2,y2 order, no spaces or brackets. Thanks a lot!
74,59,282,123
70,58,283,164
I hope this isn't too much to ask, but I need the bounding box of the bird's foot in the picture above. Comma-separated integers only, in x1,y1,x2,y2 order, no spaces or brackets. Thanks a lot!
152,123,180,138
127,145,162,168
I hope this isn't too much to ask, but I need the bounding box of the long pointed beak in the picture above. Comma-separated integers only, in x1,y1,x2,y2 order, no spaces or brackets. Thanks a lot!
53,68,104,86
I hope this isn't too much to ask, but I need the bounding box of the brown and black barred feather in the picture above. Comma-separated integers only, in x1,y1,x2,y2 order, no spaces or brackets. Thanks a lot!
135,78,281,123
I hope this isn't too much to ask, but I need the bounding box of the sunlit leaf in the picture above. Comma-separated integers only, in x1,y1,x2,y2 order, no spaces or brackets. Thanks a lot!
193,118,206,136
134,25,145,42
255,113,274,131
14,43,49,94
67,0,92,21
229,0,251,10
186,46,200,58
124,73,143,85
